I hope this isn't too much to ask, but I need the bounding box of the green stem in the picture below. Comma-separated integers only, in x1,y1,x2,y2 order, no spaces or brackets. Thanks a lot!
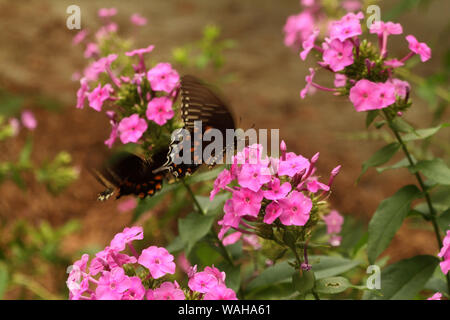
181,179,235,267
383,110,450,293
312,290,320,300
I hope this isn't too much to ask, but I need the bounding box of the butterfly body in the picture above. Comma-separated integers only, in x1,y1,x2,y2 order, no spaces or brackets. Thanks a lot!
94,75,235,201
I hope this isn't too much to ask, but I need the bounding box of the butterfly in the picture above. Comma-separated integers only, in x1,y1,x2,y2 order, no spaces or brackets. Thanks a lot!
93,75,236,201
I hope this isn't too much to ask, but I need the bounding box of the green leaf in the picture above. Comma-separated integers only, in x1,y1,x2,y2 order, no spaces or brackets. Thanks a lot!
185,166,224,184
315,277,351,294
366,110,379,128
437,209,450,232
424,277,449,295
367,255,439,300
401,123,450,141
246,261,294,291
367,185,421,264
292,270,315,295
391,117,414,133
195,193,229,216
0,262,9,299
310,255,361,280
0,89,24,117
18,137,33,167
376,157,413,173
411,158,450,185
178,212,215,254
358,143,400,181
221,264,241,293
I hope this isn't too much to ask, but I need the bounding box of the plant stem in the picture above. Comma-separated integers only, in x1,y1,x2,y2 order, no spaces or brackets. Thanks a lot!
383,110,450,292
181,179,235,267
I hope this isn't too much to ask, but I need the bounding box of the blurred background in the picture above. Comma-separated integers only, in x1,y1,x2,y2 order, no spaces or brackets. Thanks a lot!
0,0,448,299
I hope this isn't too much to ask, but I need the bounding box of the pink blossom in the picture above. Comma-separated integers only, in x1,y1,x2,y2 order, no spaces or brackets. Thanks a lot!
342,0,362,12
427,292,442,300
98,8,117,18
138,246,176,279
370,21,403,37
300,68,315,99
223,231,242,246
334,74,347,87
323,210,344,234
21,110,37,130
125,45,155,58
263,178,292,200
110,226,143,252
238,164,272,192
221,199,242,228
384,59,404,68
117,198,138,213
204,284,237,300
88,83,113,111
130,13,147,26
306,179,330,193
83,54,118,82
89,247,136,276
149,281,185,300
146,97,174,126
210,169,233,200
177,253,192,274
329,12,363,42
300,29,319,61
96,23,118,39
105,121,118,148
117,114,148,144
8,118,20,136
278,191,312,226
438,230,450,274
147,63,180,93
243,235,262,250
375,82,396,108
84,43,100,58
122,276,146,300
76,78,89,109
278,154,309,177
188,272,218,293
406,35,431,62
72,29,88,45
322,39,354,72
329,235,342,247
264,201,283,224
389,78,410,99
95,267,129,300
283,11,315,49
204,266,226,284
349,79,381,112
231,188,263,217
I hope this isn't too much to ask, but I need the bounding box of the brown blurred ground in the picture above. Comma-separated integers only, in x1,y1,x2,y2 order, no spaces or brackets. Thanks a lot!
0,0,449,285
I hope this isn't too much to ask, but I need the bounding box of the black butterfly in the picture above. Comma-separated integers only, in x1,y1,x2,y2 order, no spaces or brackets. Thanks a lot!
93,75,236,200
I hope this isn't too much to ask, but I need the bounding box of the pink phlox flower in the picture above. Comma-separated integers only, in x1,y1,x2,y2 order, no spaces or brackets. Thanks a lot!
278,190,312,226
375,82,396,108
204,266,226,285
118,114,148,144
130,13,148,26
117,198,138,213
323,210,344,234
72,29,88,45
278,154,310,177
389,78,410,99
264,201,283,224
121,276,146,300
349,79,382,112
21,110,37,130
427,292,442,300
177,253,192,274
76,78,89,109
369,21,403,36
98,8,117,18
221,199,242,229
147,62,180,93
242,234,261,250
110,226,143,251
322,39,354,72
329,235,342,247
222,231,242,246
84,42,100,58
138,246,176,279
88,83,113,112
263,178,292,200
329,12,363,42
96,23,118,40
188,272,218,293
406,35,431,62
146,96,174,126
438,230,450,274
334,74,347,87
83,54,118,81
231,188,263,218
149,281,185,300
341,0,362,12
300,29,319,61
283,11,315,49
238,164,272,192
95,267,129,300
384,59,404,68
300,68,315,99
9,118,20,136
210,169,233,200
67,254,90,298
306,178,330,193
204,284,237,300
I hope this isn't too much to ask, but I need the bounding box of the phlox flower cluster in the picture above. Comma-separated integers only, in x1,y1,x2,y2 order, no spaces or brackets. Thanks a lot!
72,8,180,149
438,230,450,275
66,226,237,300
283,0,362,50
297,11,431,113
210,142,341,243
